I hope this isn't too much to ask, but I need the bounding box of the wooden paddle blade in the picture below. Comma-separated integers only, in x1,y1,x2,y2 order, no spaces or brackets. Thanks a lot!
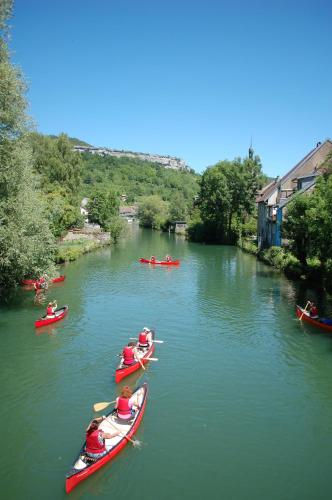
93,401,114,412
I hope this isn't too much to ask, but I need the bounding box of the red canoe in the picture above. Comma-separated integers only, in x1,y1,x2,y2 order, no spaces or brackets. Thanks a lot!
35,306,68,328
139,258,180,266
22,275,65,285
65,383,148,494
115,331,155,383
296,305,332,333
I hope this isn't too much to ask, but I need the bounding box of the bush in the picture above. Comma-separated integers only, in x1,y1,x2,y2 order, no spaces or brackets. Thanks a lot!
238,238,258,255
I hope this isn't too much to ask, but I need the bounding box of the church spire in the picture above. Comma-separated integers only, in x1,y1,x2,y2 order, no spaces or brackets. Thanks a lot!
248,138,254,159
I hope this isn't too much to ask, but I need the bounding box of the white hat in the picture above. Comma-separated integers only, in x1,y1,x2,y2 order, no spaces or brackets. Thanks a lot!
143,327,149,331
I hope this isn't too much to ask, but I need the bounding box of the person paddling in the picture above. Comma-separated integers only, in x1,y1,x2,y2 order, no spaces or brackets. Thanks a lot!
122,341,139,366
46,300,57,318
165,255,171,262
115,386,140,421
85,417,119,459
150,256,156,263
137,327,152,349
309,302,319,319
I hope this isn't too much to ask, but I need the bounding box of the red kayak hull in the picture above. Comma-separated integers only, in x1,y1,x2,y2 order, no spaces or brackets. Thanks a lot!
115,331,155,383
22,275,65,285
139,258,180,266
35,306,68,328
296,305,332,332
65,383,148,494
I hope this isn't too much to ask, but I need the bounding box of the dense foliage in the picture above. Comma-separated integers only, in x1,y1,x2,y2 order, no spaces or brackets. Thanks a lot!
80,153,199,209
0,1,55,289
190,156,264,243
28,132,84,237
283,175,332,266
138,195,169,230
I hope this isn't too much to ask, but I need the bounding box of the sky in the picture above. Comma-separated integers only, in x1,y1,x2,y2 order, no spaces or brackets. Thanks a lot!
9,0,332,175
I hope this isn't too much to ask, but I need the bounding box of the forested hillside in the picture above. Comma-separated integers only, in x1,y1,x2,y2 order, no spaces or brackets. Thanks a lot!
80,153,200,205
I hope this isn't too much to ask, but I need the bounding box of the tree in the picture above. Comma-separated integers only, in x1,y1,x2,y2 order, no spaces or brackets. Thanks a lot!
138,195,169,229
29,132,83,195
282,194,313,264
168,192,189,221
283,175,332,266
197,156,262,243
0,2,55,288
88,188,119,228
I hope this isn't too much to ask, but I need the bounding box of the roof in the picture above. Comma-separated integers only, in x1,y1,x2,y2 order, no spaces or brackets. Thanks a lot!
256,179,279,203
279,139,332,186
278,178,316,210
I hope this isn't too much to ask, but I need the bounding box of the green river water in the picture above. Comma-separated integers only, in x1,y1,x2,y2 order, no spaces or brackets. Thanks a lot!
1,226,332,500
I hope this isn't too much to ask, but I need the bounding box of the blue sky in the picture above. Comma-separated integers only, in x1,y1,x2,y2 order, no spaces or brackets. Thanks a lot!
10,0,332,175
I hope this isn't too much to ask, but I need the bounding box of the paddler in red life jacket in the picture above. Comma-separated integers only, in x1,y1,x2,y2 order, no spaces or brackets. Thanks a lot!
122,341,138,366
85,417,119,459
138,327,152,349
309,302,319,319
115,386,140,421
46,300,57,318
150,255,156,263
165,255,171,262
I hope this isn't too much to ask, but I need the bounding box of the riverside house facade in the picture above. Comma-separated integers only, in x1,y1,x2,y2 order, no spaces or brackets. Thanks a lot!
256,139,332,250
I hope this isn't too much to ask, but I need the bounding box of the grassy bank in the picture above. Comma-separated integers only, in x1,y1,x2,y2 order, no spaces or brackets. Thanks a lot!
238,238,330,286
55,238,109,263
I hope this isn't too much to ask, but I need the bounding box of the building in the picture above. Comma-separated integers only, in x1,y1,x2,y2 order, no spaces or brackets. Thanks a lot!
119,205,138,222
257,139,332,249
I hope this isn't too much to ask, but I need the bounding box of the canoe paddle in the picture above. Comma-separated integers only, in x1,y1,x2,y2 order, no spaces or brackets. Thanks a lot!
129,337,164,344
300,301,311,321
104,417,141,447
93,400,116,412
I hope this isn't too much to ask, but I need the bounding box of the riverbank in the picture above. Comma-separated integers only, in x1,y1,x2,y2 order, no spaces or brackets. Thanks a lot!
239,237,332,291
55,228,111,263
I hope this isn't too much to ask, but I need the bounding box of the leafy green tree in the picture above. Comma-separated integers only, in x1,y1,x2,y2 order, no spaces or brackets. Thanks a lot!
307,176,332,264
105,216,127,242
283,175,332,266
197,156,262,243
281,195,312,264
138,195,169,229
0,2,55,288
29,132,83,195
45,190,84,237
88,188,119,228
168,192,189,221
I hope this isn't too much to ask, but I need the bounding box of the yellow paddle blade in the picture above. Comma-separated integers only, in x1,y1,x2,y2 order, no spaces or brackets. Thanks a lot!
93,401,115,412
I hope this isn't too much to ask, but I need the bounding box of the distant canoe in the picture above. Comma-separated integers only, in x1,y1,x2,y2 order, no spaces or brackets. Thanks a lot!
296,305,332,333
139,258,180,266
35,306,68,328
22,275,65,285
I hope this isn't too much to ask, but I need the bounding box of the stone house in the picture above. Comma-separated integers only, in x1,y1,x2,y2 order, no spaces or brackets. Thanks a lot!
256,139,332,249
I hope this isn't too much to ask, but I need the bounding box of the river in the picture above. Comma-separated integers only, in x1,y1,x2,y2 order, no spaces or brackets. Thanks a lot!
1,226,332,500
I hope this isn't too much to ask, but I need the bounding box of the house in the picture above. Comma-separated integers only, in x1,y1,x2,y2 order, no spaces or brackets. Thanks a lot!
119,205,138,222
257,139,332,249
168,220,187,234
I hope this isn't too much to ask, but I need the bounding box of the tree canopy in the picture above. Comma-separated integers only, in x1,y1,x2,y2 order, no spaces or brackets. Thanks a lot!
195,156,263,243
0,1,55,288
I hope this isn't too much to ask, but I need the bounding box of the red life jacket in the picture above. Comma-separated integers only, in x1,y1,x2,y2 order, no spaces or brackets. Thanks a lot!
46,306,54,316
139,331,148,346
39,277,45,283
311,306,318,317
85,429,106,454
117,396,132,417
123,346,135,365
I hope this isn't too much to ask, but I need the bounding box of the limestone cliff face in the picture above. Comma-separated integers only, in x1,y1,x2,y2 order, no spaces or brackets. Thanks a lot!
74,145,188,171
